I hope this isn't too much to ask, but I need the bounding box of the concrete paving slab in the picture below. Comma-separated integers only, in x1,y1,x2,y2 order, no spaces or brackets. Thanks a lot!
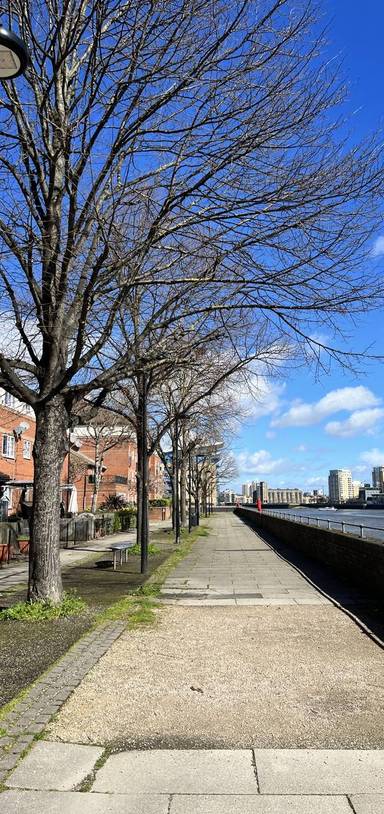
93,749,257,794
350,795,384,813
170,795,352,813
6,741,103,791
0,790,169,813
255,750,384,794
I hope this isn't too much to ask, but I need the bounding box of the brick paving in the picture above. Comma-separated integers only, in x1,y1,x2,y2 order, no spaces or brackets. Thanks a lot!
0,621,124,783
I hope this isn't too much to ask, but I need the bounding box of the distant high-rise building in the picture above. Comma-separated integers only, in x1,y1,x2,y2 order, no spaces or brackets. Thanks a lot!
372,466,384,491
351,480,362,499
242,482,252,497
258,481,268,503
328,469,352,503
223,489,236,504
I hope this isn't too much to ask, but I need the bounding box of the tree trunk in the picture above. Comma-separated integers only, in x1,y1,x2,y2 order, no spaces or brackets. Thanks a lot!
136,374,149,573
91,440,101,513
28,396,69,603
180,455,187,527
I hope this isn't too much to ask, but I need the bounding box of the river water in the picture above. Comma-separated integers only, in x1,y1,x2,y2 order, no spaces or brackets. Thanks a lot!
261,506,384,543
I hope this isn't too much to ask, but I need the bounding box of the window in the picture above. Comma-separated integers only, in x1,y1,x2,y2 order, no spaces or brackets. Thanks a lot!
2,434,15,458
3,393,16,408
23,440,32,459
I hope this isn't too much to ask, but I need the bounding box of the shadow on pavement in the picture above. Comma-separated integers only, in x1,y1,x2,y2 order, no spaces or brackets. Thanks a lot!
240,515,384,644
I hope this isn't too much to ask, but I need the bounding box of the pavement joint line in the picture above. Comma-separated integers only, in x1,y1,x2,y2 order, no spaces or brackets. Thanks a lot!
0,620,126,781
251,749,260,793
346,796,358,813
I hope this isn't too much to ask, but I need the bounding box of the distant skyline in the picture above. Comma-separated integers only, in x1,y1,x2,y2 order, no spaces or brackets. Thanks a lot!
228,0,384,495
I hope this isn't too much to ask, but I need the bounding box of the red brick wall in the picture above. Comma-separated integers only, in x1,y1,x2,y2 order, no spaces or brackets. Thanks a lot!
0,404,165,513
68,438,165,510
0,405,36,511
0,405,35,482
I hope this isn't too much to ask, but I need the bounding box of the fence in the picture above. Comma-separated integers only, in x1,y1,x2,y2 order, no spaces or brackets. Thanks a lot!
236,506,384,594
262,508,384,542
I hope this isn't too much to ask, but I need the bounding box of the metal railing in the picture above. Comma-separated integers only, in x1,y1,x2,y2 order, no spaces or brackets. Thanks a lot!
251,508,384,542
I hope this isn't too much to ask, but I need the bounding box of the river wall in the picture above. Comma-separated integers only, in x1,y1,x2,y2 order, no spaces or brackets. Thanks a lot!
235,507,384,594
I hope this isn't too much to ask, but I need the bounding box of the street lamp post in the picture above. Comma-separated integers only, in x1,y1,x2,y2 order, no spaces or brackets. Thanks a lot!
188,445,192,534
0,25,29,79
174,413,181,545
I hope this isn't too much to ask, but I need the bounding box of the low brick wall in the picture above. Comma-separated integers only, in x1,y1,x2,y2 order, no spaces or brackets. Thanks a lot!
235,507,384,594
149,506,171,521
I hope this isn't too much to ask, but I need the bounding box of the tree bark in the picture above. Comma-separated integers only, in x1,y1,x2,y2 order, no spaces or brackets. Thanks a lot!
28,396,69,603
91,439,101,513
180,455,187,527
136,374,149,573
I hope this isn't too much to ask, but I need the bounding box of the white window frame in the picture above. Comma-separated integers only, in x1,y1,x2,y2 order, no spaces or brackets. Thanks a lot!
23,439,32,459
2,434,15,458
3,392,16,408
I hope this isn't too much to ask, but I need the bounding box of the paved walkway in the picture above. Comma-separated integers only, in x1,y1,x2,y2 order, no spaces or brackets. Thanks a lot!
0,520,170,593
1,513,383,813
160,514,330,605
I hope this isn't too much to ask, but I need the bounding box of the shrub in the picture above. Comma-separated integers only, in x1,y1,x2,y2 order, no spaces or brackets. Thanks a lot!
149,498,171,507
113,513,122,533
99,494,128,511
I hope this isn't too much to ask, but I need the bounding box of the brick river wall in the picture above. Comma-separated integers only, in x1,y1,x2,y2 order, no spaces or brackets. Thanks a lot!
235,507,384,594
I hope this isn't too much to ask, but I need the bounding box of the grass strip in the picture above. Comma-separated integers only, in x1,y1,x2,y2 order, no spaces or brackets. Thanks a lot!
97,523,210,625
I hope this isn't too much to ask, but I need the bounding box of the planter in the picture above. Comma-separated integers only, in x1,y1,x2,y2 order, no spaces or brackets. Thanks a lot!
17,537,30,555
0,543,10,564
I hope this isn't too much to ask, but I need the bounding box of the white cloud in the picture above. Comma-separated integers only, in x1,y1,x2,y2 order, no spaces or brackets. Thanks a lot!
304,475,327,486
360,448,384,466
236,449,286,476
371,235,384,257
265,430,276,439
272,386,380,428
325,408,384,438
238,379,286,420
295,444,307,452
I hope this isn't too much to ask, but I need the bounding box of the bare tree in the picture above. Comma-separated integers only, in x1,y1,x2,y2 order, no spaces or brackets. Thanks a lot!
0,0,383,600
73,409,132,512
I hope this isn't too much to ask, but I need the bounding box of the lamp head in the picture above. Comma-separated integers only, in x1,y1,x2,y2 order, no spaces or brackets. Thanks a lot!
0,26,29,79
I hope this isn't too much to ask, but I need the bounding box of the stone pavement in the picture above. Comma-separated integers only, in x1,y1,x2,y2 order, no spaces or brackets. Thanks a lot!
1,513,383,812
160,513,330,605
1,741,384,812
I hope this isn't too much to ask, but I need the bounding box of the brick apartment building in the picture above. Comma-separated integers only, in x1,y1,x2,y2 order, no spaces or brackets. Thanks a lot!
0,393,36,516
70,434,165,511
0,391,164,515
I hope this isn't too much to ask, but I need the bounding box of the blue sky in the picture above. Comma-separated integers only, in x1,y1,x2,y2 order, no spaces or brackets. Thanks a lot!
229,0,384,494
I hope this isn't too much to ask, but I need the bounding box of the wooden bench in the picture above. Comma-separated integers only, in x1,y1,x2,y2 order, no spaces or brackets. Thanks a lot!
109,541,136,570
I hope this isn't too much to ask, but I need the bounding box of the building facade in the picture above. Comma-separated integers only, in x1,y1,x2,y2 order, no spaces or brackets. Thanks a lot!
328,469,352,503
372,466,384,491
0,392,36,515
267,487,302,504
0,391,165,514
70,434,165,510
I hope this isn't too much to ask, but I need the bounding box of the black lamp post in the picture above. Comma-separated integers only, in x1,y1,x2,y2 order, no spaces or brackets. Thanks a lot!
0,25,29,79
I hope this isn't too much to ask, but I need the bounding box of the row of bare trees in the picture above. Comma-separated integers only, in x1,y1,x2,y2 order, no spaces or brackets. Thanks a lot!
0,0,383,600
